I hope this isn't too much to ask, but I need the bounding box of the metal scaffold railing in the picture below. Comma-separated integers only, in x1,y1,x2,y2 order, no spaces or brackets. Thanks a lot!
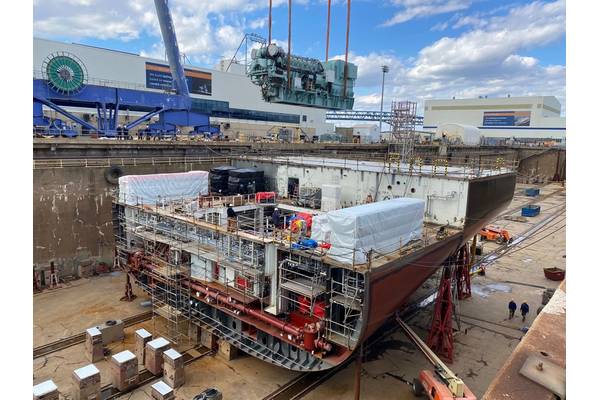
278,254,327,319
326,268,364,349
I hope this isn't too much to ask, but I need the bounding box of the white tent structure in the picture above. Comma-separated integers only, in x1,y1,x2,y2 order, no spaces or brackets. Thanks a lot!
435,123,481,145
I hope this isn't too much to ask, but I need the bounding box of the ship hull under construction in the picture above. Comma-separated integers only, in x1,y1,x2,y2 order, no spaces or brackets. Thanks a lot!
115,158,516,371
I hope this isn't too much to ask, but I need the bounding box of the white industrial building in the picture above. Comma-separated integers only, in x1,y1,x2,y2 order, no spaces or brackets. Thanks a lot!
423,96,565,141
33,37,332,138
351,124,380,143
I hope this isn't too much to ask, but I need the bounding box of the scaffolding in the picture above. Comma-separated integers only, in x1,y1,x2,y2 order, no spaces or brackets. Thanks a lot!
118,206,192,344
278,254,327,318
389,100,418,163
326,268,364,349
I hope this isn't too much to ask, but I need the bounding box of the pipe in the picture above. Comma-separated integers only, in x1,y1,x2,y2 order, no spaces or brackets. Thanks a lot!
187,281,333,352
268,0,273,44
342,0,351,98
287,0,292,90
153,0,190,98
325,0,331,62
187,281,302,337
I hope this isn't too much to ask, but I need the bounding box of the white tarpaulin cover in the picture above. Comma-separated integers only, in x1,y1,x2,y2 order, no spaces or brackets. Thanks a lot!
118,171,208,205
323,197,425,265
310,214,331,243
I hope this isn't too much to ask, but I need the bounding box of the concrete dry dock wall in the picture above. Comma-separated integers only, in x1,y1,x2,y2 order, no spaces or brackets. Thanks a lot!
518,148,566,181
33,161,223,275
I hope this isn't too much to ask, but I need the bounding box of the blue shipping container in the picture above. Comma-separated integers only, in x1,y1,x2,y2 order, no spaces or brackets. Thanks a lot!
522,205,541,217
524,188,540,197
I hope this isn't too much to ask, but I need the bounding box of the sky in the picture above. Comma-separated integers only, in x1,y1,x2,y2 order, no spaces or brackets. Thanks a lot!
33,0,566,114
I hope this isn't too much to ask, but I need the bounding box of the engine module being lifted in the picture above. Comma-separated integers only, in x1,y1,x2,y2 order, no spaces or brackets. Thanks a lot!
248,44,357,110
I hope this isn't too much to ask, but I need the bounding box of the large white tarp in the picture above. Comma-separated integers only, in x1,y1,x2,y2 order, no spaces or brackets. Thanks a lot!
310,214,331,243
118,171,209,205
324,198,425,265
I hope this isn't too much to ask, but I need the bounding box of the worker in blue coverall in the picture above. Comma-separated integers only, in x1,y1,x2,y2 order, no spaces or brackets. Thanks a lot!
508,300,517,319
520,301,530,322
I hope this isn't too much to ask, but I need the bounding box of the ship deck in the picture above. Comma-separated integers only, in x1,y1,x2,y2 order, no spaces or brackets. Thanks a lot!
119,198,462,272
235,155,517,179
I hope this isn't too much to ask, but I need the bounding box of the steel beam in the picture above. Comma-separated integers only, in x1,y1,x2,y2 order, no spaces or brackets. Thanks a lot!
34,97,97,131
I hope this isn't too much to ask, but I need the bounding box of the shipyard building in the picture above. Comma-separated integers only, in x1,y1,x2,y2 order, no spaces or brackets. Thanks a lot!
34,37,331,138
423,96,566,142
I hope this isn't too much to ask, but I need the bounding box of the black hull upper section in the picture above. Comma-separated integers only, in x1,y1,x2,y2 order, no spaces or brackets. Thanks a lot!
464,173,517,239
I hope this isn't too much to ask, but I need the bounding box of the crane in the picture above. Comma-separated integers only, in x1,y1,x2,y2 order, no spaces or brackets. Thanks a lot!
395,313,476,400
33,0,211,137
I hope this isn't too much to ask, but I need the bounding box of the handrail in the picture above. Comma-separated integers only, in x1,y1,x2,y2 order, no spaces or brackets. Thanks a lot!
33,156,230,169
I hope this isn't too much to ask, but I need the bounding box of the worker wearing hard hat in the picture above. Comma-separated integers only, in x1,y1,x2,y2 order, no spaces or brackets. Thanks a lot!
227,204,237,232
271,207,281,229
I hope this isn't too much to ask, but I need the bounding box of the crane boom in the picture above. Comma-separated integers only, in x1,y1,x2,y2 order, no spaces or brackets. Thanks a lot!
396,313,475,399
153,0,190,98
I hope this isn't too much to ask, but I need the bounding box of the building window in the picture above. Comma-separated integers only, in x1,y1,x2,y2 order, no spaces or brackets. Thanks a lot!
302,115,307,122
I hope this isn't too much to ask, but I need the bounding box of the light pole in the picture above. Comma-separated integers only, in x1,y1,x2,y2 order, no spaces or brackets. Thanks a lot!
379,65,389,142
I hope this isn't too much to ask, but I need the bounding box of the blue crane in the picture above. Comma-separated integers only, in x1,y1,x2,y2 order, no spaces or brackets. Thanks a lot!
33,0,210,138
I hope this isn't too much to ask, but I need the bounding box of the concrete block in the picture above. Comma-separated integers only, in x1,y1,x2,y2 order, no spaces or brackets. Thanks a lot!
188,323,200,344
218,339,238,361
96,320,124,345
151,380,174,400
77,260,94,279
72,364,101,400
85,327,104,363
145,337,170,375
163,349,185,388
110,350,138,391
33,380,59,400
134,329,152,367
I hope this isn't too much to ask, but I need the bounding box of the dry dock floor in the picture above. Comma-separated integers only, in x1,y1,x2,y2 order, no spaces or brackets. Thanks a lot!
32,182,566,399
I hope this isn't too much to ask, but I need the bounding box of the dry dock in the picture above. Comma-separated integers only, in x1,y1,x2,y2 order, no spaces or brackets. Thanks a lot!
32,181,565,399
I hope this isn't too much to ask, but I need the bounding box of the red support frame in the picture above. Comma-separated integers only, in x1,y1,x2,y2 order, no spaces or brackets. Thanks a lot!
426,265,454,363
456,245,472,300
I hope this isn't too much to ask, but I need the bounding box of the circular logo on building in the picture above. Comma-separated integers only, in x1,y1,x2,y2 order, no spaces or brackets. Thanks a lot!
42,52,87,95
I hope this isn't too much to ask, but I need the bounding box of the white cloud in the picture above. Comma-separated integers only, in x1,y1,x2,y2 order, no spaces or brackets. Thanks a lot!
452,15,486,29
407,0,565,80
346,1,565,114
382,0,472,27
33,0,282,66
431,21,449,32
33,0,566,114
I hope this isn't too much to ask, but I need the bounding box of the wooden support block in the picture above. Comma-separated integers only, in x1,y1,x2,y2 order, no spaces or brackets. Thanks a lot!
217,339,238,361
